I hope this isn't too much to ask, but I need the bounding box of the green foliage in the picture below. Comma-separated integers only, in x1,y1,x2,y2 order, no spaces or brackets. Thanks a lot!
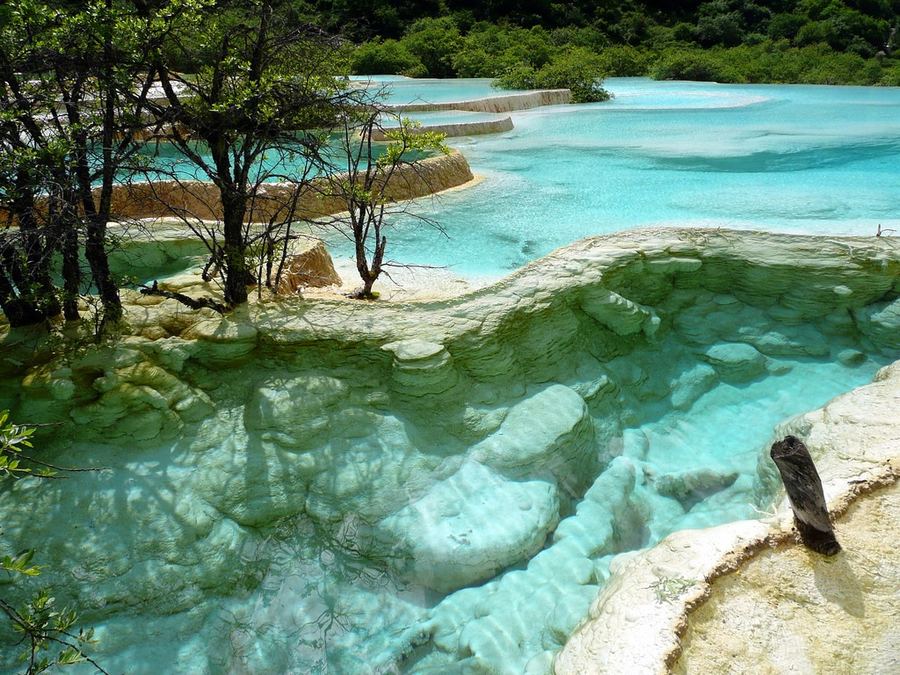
648,575,695,604
696,1,746,47
401,17,462,77
452,24,555,77
596,45,652,76
650,48,741,81
1,588,102,674
351,39,424,76
0,410,53,479
0,551,41,578
0,411,104,673
338,1,900,87
649,42,893,84
879,62,900,85
379,119,450,166
496,47,611,102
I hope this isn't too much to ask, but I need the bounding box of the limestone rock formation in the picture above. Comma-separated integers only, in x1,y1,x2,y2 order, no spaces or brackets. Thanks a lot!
274,240,341,293
701,342,767,382
389,89,572,114
471,384,597,494
676,481,900,675
102,151,474,222
557,357,900,675
376,459,559,592
1,228,899,674
853,296,900,350
655,468,739,510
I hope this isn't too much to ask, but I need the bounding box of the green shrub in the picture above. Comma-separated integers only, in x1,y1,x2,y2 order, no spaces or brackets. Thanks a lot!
597,45,650,76
496,47,611,103
768,13,806,41
650,49,739,82
879,62,900,86
451,23,555,77
352,39,424,76
402,17,462,77
495,64,539,90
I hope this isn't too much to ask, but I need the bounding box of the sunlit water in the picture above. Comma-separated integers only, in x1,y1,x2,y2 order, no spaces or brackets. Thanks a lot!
4,78,900,674
323,77,900,276
74,354,889,674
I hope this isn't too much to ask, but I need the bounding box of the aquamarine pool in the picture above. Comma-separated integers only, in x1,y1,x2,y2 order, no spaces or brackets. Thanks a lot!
2,77,900,675
324,78,900,276
352,75,530,105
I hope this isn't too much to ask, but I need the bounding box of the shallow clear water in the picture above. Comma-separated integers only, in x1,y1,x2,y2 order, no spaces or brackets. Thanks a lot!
354,76,529,105
323,77,900,276
64,353,889,675
5,78,900,674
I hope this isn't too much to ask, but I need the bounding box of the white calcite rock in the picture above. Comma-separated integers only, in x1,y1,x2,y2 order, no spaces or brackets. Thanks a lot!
550,457,641,556
376,459,559,592
2,228,900,674
472,384,597,493
676,481,900,675
244,374,350,451
669,363,718,410
182,316,258,361
836,347,866,366
66,357,214,443
558,357,900,675
655,468,739,509
853,296,900,350
382,339,461,399
580,287,653,336
701,341,767,382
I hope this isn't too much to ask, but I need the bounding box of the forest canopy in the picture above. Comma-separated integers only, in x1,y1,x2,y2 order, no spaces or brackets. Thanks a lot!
329,1,900,86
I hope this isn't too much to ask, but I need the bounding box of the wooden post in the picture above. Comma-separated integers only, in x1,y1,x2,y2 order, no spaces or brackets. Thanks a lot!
770,435,841,556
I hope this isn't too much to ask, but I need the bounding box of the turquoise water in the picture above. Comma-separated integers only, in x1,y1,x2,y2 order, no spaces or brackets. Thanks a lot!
353,75,529,105
4,78,900,674
18,350,886,674
323,78,900,276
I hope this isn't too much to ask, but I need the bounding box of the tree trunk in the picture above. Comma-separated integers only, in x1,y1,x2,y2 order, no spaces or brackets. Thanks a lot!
84,215,122,325
59,216,81,321
221,190,249,307
13,175,60,320
0,266,44,328
770,435,841,556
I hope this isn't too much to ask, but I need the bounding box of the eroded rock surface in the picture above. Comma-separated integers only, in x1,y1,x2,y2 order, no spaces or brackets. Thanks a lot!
0,229,898,674
675,481,900,675
557,359,900,675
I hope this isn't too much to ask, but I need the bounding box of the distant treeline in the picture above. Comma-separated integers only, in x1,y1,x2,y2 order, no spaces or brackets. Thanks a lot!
311,0,900,86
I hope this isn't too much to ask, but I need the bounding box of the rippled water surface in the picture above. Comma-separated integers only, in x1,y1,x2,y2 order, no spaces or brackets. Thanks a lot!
327,78,900,276
3,78,899,675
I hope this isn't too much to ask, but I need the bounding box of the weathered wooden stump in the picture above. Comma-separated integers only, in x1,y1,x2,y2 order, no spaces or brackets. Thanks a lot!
770,435,841,556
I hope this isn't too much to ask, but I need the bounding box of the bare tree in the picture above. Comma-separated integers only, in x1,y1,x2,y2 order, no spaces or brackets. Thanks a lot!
320,101,449,299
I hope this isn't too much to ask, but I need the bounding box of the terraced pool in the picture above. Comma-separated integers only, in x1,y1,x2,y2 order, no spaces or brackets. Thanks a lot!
325,77,900,276
2,78,899,675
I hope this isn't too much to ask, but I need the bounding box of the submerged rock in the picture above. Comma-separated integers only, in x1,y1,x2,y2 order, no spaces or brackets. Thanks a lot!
702,342,767,382
376,460,559,593
472,384,597,494
655,468,739,510
669,363,718,410
853,296,900,350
